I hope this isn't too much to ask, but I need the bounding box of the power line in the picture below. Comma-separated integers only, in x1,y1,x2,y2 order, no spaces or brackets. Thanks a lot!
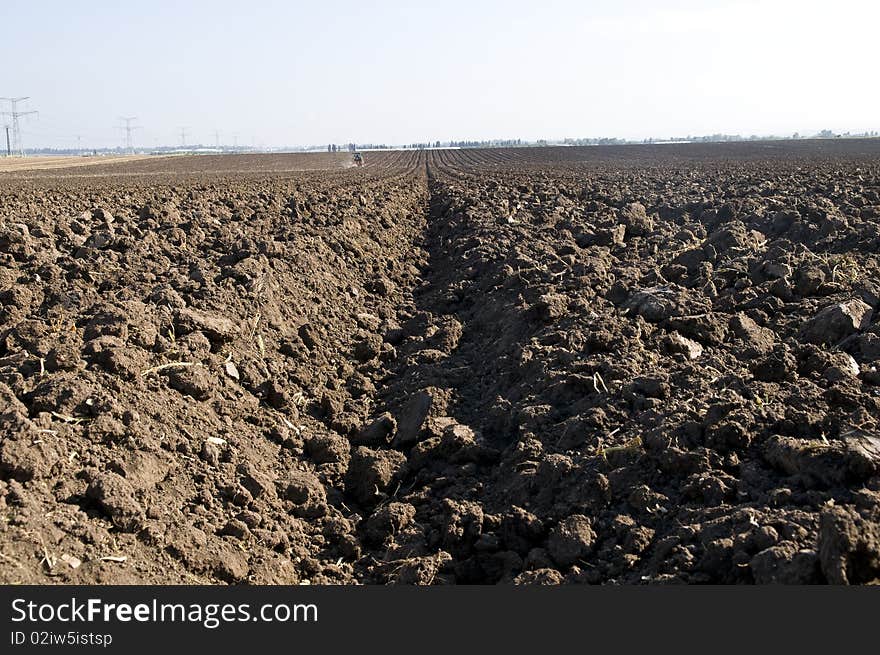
0,97,38,156
15,114,108,142
118,116,140,153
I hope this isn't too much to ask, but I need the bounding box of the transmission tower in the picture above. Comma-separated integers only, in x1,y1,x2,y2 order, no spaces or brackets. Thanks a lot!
118,116,140,153
179,127,188,148
213,129,220,149
0,97,38,156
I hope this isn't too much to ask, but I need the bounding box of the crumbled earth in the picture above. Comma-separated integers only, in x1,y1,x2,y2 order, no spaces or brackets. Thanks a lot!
2,141,880,584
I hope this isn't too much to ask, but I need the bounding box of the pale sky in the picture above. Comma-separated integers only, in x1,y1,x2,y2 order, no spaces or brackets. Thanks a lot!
3,0,878,149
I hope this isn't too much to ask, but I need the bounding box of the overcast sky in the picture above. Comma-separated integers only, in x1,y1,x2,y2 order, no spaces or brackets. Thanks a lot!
3,0,878,149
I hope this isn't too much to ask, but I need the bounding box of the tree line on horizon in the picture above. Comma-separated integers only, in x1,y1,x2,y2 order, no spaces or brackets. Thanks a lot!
15,130,880,157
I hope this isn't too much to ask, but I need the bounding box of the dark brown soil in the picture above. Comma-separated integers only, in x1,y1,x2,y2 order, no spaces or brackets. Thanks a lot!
2,142,880,584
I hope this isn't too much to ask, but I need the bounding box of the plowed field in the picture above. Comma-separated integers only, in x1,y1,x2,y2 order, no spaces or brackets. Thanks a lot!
2,140,880,584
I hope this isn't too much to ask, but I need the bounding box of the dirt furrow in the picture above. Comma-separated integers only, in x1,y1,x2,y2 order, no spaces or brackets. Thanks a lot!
347,154,880,584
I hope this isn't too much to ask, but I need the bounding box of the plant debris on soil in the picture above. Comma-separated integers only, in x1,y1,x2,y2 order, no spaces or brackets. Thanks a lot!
2,141,880,585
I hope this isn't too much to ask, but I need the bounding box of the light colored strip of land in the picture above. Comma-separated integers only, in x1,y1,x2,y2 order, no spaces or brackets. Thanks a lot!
0,155,154,173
